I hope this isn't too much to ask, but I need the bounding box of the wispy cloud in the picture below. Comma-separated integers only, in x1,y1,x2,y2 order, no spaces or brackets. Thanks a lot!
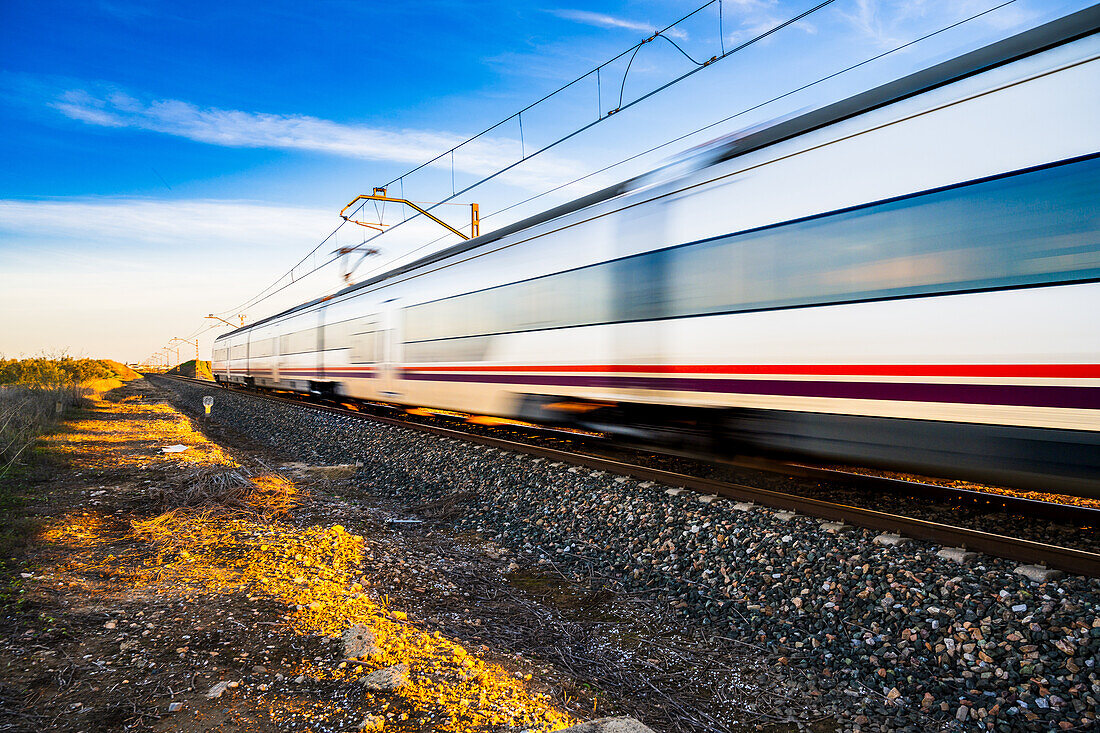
549,9,690,41
835,0,1038,48
48,86,579,190
0,196,500,279
720,0,819,46
835,0,907,47
0,197,334,251
0,196,479,359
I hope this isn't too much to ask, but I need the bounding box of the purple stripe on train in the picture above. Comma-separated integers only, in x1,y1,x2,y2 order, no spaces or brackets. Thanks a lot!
399,371,1100,410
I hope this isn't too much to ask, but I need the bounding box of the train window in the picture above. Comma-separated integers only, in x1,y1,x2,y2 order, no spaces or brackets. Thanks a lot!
322,321,351,351
400,153,1099,348
549,264,613,328
250,338,274,358
404,336,492,363
663,155,1100,317
610,251,668,322
278,328,319,355
230,344,247,360
213,347,228,361
405,264,614,344
350,330,379,363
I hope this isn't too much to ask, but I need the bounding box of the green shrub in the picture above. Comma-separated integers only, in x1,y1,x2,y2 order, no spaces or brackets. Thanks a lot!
0,356,114,388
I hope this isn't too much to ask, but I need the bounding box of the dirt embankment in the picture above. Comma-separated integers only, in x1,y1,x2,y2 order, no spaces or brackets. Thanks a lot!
0,378,605,732
166,360,213,380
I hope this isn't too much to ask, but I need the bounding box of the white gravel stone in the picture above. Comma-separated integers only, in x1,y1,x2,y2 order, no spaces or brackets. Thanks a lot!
936,547,977,563
557,718,656,733
873,533,910,547
359,663,409,691
1014,564,1064,582
205,681,231,699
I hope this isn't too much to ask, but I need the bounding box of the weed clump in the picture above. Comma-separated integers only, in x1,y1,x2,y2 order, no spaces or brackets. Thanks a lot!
148,465,305,520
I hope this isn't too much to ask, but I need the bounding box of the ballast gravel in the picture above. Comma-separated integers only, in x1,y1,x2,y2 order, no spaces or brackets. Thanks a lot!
157,378,1100,732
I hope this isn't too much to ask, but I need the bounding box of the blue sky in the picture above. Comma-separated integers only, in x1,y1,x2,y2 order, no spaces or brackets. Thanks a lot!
0,0,1092,362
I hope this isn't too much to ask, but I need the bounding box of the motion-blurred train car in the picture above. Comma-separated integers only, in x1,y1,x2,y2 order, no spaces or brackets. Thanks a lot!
214,8,1100,495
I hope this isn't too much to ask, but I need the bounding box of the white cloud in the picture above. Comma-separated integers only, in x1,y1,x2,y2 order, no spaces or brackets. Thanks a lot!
550,9,690,41
0,196,479,361
835,0,1039,49
0,197,334,251
49,86,580,190
720,0,819,46
836,0,904,47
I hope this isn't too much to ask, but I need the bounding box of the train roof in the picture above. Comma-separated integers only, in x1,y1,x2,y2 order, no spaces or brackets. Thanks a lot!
217,4,1100,341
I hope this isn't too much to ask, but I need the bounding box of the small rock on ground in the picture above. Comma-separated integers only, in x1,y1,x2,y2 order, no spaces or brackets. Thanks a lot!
205,680,231,699
359,663,409,691
343,624,381,659
558,717,656,733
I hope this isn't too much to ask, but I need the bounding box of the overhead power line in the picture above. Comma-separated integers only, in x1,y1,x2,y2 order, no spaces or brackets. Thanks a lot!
342,0,1021,284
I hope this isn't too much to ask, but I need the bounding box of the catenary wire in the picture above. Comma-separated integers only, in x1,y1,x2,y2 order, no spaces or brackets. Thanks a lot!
346,0,1018,284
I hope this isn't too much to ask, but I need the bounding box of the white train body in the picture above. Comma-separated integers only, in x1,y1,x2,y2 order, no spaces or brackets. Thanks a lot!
214,10,1100,493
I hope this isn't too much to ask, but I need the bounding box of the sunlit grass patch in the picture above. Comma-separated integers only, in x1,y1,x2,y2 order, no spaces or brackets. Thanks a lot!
41,512,113,548
28,383,577,731
39,398,235,468
128,509,575,731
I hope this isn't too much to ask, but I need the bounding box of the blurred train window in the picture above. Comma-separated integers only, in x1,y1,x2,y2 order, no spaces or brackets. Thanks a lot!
402,156,1097,346
213,348,228,361
404,336,492,363
664,155,1100,316
230,344,247,360
250,338,275,358
611,251,668,322
405,265,612,343
279,328,319,355
350,329,380,363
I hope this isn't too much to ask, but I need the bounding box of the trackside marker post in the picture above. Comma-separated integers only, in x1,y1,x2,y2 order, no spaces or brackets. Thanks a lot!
203,396,214,420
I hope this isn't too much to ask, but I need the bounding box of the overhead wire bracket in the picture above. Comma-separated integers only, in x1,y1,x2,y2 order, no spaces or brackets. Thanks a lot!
340,188,479,241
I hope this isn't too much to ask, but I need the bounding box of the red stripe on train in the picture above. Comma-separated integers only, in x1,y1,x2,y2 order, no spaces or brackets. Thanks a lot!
403,364,1100,377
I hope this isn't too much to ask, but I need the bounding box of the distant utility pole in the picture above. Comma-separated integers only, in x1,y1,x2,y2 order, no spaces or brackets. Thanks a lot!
171,337,200,361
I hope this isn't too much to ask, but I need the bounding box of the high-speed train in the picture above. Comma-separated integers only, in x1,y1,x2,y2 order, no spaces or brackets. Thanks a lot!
214,8,1100,496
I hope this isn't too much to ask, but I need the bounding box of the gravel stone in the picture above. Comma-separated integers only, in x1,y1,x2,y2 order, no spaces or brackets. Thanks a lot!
936,547,977,563
1014,564,1064,582
557,717,656,733
359,663,409,691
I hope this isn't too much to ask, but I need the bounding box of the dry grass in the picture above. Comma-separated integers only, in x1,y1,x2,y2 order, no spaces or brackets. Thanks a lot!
0,385,93,477
39,397,236,469
36,383,576,731
127,510,576,731
148,464,305,520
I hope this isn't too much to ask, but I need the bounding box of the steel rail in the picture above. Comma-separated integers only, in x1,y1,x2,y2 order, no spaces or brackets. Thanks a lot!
161,374,1100,577
734,456,1100,525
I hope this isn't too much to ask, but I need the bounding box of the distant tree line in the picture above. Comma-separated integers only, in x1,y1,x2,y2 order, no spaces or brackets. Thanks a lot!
0,357,118,389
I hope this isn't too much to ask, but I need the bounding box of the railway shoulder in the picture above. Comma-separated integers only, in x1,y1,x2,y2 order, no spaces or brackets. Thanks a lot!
3,375,701,733
154,374,1100,732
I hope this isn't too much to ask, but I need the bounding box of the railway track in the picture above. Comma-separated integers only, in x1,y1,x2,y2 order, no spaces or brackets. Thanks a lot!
163,374,1100,577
